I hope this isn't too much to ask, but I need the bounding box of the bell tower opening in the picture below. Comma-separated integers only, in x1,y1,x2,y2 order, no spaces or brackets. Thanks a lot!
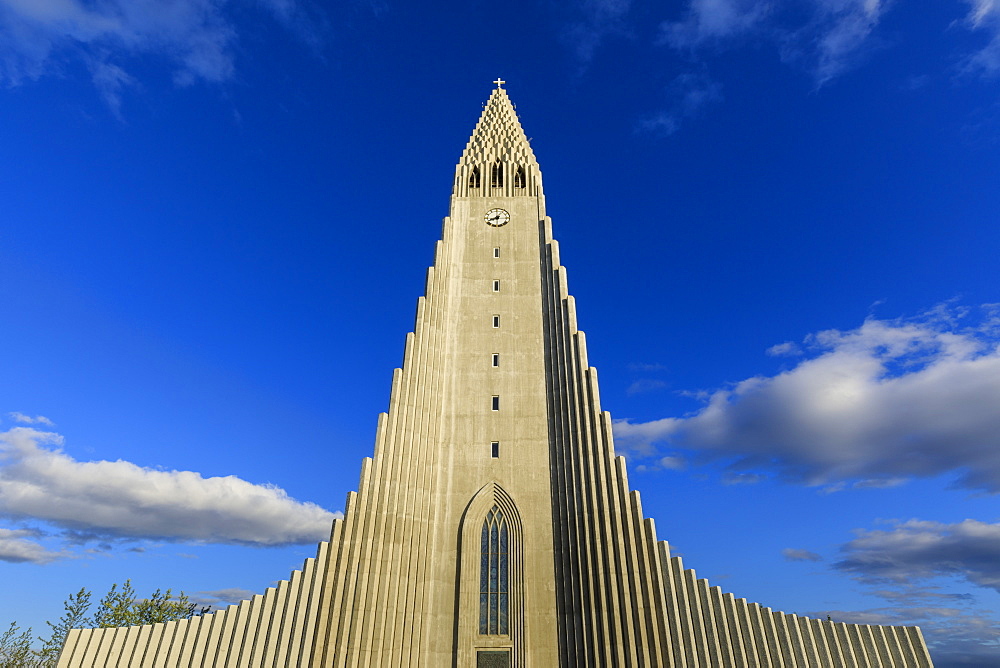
490,159,503,188
513,165,525,189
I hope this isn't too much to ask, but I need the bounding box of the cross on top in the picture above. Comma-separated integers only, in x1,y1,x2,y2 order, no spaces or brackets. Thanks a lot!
493,78,506,88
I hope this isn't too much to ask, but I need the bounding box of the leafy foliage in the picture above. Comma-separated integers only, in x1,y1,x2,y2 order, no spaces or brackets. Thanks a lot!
36,588,91,666
1,581,198,667
0,622,38,668
94,580,195,628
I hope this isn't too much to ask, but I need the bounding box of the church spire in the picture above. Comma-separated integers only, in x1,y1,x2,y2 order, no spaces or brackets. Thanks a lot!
454,84,541,197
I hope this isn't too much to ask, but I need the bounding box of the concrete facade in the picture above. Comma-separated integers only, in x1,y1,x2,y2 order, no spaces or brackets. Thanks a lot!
57,85,935,667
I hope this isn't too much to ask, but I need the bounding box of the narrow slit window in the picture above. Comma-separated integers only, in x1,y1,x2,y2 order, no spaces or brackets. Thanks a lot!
492,315,500,328
491,441,500,458
494,247,500,258
490,159,504,188
492,353,499,367
493,280,500,292
468,166,481,189
491,396,500,411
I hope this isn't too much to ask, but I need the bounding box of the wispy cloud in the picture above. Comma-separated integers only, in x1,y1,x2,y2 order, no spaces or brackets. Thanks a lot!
0,427,337,547
836,518,1000,592
639,71,723,135
628,362,670,372
766,341,802,357
660,0,893,86
830,519,1000,663
961,0,1000,76
0,0,306,109
7,412,54,426
626,379,668,395
563,0,633,64
662,0,772,49
782,547,822,561
614,304,1000,493
0,527,62,564
191,587,256,609
822,602,1000,663
784,0,892,86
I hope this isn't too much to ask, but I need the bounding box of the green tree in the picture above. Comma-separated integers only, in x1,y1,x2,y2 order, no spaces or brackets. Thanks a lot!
0,621,37,668
131,588,197,626
2,580,199,667
36,588,91,667
93,580,195,627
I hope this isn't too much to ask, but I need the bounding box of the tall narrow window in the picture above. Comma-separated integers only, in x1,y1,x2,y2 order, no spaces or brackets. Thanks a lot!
468,166,481,189
492,353,499,367
480,506,509,634
494,247,500,258
490,160,504,188
493,280,500,292
491,396,500,411
513,166,526,189
492,315,500,328
491,441,500,458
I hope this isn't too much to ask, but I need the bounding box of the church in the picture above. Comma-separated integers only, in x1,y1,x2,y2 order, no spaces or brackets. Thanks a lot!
56,83,934,667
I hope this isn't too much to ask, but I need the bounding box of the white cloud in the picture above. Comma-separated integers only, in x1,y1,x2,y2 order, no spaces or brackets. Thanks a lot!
658,455,687,471
660,0,893,86
614,304,1000,492
766,341,801,356
7,412,54,426
782,547,822,561
627,379,668,395
962,0,1000,76
564,0,633,63
0,427,337,546
191,587,256,609
0,527,62,564
827,516,1000,662
792,0,891,86
628,362,669,371
823,603,1000,664
0,0,305,105
815,521,1000,663
639,71,723,136
836,518,1000,592
663,0,772,48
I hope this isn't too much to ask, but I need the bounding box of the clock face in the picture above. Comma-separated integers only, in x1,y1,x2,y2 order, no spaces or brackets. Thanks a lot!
485,208,510,227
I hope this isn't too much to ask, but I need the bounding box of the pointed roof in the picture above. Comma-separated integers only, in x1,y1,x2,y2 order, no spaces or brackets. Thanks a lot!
459,85,538,169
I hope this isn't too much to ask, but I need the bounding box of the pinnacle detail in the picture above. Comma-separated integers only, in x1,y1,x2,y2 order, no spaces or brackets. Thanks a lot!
460,88,536,168
454,87,541,197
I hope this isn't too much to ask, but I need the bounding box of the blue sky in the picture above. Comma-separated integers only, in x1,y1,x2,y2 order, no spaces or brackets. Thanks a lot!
1,0,999,664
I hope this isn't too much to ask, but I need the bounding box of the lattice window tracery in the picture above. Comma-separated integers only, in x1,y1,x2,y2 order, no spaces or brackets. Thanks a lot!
479,506,509,635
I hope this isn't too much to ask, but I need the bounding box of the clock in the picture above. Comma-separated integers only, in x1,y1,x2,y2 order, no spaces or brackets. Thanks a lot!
485,208,510,227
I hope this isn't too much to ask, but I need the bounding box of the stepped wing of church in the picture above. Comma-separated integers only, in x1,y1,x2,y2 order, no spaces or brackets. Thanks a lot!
58,87,934,668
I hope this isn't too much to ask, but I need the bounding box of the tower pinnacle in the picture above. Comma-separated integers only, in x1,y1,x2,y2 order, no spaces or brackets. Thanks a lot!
454,86,540,197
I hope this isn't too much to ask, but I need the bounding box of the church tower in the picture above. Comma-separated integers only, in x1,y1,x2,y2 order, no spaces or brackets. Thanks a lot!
57,83,935,668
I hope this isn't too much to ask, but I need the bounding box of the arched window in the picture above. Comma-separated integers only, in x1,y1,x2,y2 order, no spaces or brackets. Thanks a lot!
469,166,481,189
480,506,509,635
513,166,525,189
490,160,504,188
